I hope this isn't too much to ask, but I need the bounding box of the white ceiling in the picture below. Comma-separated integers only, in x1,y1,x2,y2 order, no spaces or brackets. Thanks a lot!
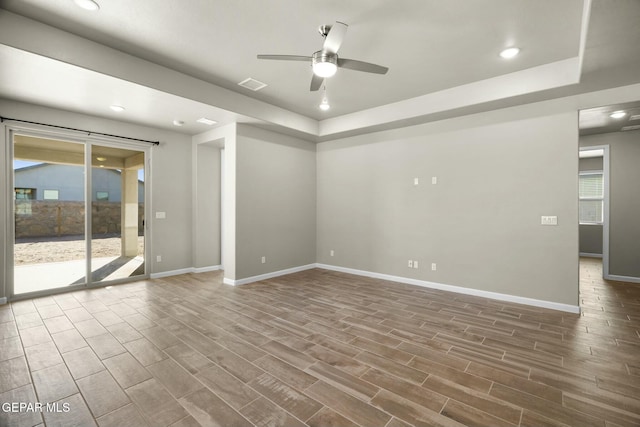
0,0,640,139
579,100,640,136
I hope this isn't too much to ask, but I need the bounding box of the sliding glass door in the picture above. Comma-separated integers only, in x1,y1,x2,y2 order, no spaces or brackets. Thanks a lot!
11,132,147,296
14,137,87,294
90,146,145,283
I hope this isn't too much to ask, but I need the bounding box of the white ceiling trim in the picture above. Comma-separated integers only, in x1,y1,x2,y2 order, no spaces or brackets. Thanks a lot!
319,57,581,137
577,0,592,76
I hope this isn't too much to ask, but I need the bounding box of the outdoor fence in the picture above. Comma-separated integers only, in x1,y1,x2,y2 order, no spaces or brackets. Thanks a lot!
15,200,144,239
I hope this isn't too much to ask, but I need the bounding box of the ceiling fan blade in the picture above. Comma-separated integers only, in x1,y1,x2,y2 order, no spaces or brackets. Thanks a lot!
338,58,389,74
257,55,311,61
322,21,348,54
310,74,324,91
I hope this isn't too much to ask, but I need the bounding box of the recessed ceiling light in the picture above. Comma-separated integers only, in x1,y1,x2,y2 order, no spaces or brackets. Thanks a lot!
196,117,217,126
74,0,100,11
610,110,626,119
173,120,185,127
109,105,125,112
499,47,520,59
96,156,107,162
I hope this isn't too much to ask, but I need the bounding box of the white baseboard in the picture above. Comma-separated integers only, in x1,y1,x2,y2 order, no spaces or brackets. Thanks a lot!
605,274,640,284
316,263,580,314
193,265,223,274
579,252,603,258
0,297,7,305
150,268,194,279
150,265,222,279
224,264,316,286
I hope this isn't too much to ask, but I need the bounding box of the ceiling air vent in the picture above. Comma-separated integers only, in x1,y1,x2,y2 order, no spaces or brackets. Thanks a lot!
621,125,640,131
238,77,267,91
629,114,640,121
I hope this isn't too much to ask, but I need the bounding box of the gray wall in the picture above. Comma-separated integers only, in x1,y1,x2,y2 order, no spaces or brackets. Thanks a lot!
580,225,603,255
235,124,316,279
317,111,579,306
581,130,640,278
578,156,603,255
193,144,221,268
0,99,193,301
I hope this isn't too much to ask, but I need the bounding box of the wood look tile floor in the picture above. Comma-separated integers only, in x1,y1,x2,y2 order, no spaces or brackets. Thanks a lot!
1,257,639,427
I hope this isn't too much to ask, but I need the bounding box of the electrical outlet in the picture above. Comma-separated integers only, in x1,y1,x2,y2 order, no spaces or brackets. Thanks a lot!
413,261,419,269
261,256,266,264
541,215,558,225
408,260,413,268
432,176,437,185
431,263,437,271
330,250,334,257
156,255,162,262
414,177,419,186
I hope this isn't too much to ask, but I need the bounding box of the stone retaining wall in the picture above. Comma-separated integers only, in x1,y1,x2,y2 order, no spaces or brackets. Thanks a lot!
15,200,144,238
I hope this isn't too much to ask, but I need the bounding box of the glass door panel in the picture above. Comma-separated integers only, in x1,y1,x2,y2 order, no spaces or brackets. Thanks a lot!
90,146,145,282
13,136,87,294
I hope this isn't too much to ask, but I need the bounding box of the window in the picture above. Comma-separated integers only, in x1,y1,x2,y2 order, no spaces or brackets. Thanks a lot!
96,191,109,201
43,189,59,200
15,188,36,200
579,171,603,224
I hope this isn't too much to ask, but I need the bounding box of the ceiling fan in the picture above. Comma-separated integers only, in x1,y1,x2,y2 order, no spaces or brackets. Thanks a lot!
257,21,389,91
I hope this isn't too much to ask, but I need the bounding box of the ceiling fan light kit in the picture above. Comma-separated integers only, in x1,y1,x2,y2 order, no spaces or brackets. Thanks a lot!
312,51,338,78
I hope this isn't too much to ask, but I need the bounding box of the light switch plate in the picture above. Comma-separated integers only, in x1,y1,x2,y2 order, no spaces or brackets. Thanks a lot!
541,216,558,225
155,212,166,219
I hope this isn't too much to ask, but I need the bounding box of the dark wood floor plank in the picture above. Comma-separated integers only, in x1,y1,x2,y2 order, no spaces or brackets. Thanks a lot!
423,376,522,425
305,381,391,427
490,383,604,427
441,399,518,427
306,406,359,427
466,362,563,403
360,368,447,412
260,340,316,370
239,397,307,427
370,389,465,427
408,356,492,393
252,354,318,390
305,360,379,400
355,351,427,384
247,373,322,421
195,363,259,410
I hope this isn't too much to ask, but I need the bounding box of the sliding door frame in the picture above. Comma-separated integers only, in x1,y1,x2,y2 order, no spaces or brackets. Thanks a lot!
4,122,151,301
